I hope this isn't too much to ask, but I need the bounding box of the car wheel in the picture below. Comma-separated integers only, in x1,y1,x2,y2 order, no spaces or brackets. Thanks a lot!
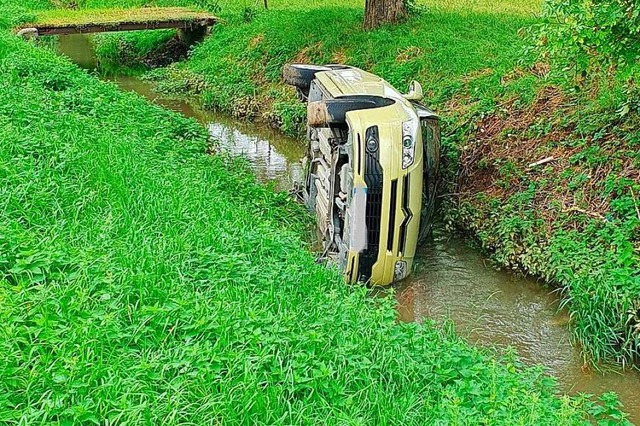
282,64,332,90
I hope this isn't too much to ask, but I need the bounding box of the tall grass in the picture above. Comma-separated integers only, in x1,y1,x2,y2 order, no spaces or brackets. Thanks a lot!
0,29,627,423
4,0,636,367
92,29,179,75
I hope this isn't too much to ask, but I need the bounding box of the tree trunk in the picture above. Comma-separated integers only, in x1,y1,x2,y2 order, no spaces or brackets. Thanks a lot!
363,0,407,29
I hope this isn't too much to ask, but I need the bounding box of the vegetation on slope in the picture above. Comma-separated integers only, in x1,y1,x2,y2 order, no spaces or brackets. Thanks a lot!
103,0,639,365
94,29,185,74
4,0,638,367
1,29,628,424
452,0,640,364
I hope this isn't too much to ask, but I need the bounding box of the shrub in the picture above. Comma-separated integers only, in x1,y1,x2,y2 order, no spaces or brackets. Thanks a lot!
530,0,640,116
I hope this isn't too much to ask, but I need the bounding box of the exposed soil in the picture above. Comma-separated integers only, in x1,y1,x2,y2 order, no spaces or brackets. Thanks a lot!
459,86,567,197
457,86,640,227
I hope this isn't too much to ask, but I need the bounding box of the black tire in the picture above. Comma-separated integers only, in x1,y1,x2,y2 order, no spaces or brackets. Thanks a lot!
282,64,352,89
282,64,332,90
307,96,395,127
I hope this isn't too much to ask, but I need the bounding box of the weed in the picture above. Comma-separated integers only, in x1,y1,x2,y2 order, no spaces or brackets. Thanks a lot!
92,29,181,74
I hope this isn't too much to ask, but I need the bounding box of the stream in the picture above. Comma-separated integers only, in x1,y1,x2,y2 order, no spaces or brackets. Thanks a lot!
56,33,640,423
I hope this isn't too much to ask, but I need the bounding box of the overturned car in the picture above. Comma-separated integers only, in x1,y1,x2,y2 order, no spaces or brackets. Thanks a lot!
283,64,440,286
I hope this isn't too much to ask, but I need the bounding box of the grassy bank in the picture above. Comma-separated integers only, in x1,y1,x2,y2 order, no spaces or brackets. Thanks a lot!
82,0,640,365
149,0,540,136
0,20,629,424
93,29,184,74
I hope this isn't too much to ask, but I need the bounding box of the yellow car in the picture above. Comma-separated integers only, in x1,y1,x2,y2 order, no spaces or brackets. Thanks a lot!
283,64,440,286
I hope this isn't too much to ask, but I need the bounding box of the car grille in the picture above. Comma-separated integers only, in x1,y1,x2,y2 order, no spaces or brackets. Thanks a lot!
358,148,383,282
398,174,412,255
387,180,398,251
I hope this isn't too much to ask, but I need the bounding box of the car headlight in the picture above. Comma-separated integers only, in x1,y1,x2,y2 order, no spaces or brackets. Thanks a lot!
394,260,408,281
402,121,416,169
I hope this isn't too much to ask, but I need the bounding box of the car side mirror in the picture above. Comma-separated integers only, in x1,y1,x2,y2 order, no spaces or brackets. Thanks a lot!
404,80,424,101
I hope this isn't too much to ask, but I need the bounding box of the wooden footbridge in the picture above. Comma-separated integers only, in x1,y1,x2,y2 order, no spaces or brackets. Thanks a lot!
16,7,216,37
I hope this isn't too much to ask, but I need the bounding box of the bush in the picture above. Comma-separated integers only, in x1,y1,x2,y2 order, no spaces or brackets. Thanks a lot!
530,0,640,116
92,30,181,75
534,0,640,69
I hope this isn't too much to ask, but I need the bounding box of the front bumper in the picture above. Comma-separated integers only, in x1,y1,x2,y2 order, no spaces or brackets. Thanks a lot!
345,130,424,286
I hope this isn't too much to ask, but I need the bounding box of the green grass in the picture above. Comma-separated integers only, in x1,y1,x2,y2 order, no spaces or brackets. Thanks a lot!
3,0,638,368
92,29,180,75
136,0,640,365
0,30,628,424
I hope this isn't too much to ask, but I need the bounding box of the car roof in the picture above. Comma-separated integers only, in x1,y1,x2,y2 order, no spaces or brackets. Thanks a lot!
314,65,439,120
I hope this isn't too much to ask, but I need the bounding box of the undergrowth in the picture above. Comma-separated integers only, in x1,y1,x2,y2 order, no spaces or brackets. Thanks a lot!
0,30,627,424
5,0,639,367
451,0,640,363
93,29,183,74
5,0,638,366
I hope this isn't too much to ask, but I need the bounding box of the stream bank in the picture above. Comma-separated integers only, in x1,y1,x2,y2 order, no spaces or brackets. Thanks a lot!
57,33,640,423
150,1,640,367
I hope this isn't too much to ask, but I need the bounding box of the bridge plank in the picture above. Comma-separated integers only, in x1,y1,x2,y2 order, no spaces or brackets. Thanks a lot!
16,7,217,35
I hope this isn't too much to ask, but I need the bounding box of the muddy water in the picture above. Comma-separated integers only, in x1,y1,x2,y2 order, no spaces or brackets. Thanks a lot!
395,230,640,421
55,34,640,422
55,34,305,191
113,75,305,190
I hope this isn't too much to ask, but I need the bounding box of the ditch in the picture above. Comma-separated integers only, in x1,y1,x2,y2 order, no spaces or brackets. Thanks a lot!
55,33,640,423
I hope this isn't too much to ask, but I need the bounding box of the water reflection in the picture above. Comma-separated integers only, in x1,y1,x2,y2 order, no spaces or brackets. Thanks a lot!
112,75,305,191
207,122,305,188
